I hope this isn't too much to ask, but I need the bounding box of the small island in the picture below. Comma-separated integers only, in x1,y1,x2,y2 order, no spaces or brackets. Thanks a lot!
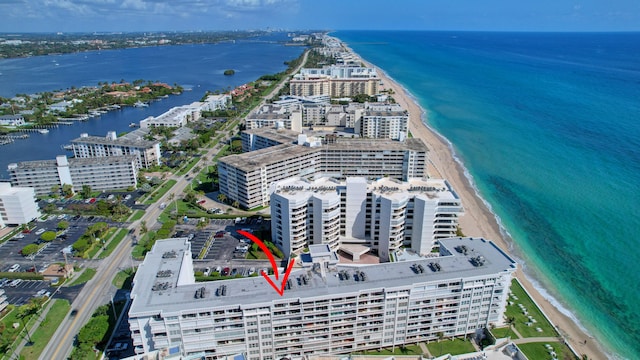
223,69,235,76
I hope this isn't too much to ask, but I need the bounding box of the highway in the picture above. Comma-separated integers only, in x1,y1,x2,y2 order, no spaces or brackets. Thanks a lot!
40,48,309,360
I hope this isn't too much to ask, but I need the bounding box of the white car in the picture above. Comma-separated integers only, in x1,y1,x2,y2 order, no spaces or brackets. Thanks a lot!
8,264,20,272
35,228,46,235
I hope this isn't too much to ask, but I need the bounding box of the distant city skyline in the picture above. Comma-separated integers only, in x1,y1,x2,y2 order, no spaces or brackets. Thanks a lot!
2,0,640,33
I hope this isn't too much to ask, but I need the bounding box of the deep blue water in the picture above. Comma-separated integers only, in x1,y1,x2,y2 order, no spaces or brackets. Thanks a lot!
0,33,303,178
336,31,640,359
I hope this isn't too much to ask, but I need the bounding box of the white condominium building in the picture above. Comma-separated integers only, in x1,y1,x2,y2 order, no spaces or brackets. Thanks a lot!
358,103,409,141
270,177,463,261
8,155,138,195
218,130,428,209
245,104,303,132
128,237,516,359
71,131,161,168
0,182,41,226
290,66,379,98
201,94,232,112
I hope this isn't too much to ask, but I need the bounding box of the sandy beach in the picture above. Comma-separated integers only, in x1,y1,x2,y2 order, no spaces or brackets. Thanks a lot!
350,48,608,359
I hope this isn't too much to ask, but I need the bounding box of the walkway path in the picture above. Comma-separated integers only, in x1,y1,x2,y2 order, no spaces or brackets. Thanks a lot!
9,299,55,360
512,336,563,345
418,342,431,357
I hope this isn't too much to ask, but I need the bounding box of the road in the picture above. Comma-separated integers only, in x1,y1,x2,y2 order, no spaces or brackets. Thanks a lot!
40,49,309,360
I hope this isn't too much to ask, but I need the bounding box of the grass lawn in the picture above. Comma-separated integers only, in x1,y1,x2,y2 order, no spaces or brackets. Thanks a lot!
143,179,177,205
491,326,520,339
68,267,96,286
506,279,558,338
127,210,144,222
355,344,422,356
426,338,476,357
518,342,575,360
112,268,136,290
20,299,71,360
98,229,127,259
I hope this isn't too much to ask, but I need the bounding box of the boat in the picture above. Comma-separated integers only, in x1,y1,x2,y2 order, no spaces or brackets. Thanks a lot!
129,122,139,128
62,144,73,150
134,101,148,108
38,129,49,134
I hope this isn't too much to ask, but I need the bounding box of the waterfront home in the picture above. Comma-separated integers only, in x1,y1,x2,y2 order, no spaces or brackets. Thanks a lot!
0,114,25,126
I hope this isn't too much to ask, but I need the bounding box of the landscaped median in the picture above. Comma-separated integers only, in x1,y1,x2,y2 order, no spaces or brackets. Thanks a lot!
142,179,177,205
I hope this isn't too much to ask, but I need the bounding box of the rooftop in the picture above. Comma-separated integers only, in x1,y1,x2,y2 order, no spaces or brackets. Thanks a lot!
219,144,318,172
8,154,138,170
71,134,158,148
129,237,516,316
243,127,300,144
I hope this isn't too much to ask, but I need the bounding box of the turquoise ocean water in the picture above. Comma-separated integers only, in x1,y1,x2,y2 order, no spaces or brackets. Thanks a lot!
335,31,640,359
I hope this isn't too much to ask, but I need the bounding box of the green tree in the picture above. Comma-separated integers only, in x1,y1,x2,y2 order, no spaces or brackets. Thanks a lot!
41,230,57,242
57,220,69,230
232,200,240,209
21,244,39,256
217,193,227,203
76,315,109,345
80,185,92,199
61,183,74,197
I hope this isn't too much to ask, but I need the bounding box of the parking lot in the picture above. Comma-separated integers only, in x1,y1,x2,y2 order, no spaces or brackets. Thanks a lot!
0,279,53,306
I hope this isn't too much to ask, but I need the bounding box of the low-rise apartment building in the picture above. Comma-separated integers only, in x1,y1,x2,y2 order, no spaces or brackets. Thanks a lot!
8,155,138,195
270,177,463,261
71,131,160,168
128,237,516,359
0,182,40,226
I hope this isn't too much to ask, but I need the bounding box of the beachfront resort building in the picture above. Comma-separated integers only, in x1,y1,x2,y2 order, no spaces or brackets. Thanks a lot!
0,182,41,226
270,177,463,261
218,128,427,209
7,155,138,195
290,66,379,98
128,237,516,359
71,131,161,168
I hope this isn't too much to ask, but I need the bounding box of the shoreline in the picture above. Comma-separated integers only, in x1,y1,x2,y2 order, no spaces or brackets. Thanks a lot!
342,43,609,359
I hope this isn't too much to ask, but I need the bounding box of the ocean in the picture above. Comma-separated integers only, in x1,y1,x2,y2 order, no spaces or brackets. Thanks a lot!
335,31,640,359
0,33,303,177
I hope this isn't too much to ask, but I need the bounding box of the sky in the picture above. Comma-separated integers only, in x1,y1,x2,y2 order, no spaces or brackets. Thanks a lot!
1,0,640,33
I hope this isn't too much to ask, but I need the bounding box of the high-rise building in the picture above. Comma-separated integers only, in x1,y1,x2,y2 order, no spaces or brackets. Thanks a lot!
218,132,427,209
71,131,161,169
8,155,138,195
128,237,516,359
0,182,41,226
270,177,463,261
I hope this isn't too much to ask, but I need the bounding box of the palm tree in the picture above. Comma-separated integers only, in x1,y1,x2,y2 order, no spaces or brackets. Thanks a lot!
217,193,227,204
140,220,148,235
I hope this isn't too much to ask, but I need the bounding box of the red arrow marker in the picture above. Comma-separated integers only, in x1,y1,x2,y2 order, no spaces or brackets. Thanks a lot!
236,230,295,296
237,230,280,279
262,259,295,296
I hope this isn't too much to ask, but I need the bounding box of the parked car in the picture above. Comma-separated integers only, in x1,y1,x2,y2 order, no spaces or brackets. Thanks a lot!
8,264,20,272
221,267,230,276
35,228,46,235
